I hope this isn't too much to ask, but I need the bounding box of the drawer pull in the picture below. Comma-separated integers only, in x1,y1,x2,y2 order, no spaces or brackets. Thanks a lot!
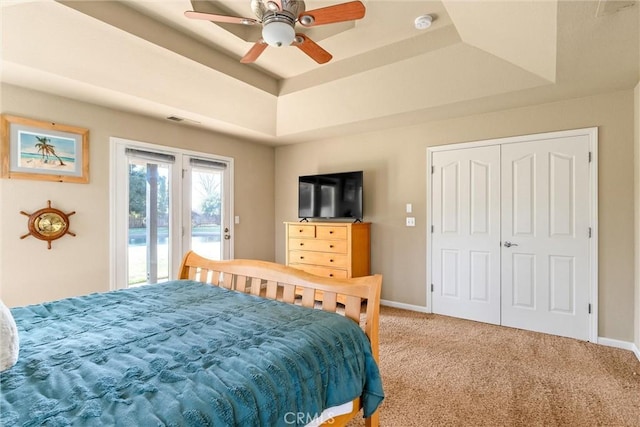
298,229,303,233
329,273,334,277
329,245,334,248
329,230,334,234
299,243,304,246
329,259,334,263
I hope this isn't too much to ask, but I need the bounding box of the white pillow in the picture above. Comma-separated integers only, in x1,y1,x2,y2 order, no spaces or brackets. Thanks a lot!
0,299,19,371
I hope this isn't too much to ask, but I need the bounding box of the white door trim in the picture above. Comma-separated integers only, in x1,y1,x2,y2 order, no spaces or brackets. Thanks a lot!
426,127,598,342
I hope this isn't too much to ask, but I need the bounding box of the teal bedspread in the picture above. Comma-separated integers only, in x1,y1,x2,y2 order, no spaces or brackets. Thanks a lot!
0,281,383,426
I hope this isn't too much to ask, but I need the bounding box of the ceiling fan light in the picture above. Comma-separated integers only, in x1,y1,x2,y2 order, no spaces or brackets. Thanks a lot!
262,21,295,47
299,15,314,26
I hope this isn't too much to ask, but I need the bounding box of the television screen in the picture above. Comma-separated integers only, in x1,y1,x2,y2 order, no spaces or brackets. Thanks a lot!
298,171,363,220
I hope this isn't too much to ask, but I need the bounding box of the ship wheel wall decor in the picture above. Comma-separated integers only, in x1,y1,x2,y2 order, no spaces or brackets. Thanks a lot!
20,200,76,249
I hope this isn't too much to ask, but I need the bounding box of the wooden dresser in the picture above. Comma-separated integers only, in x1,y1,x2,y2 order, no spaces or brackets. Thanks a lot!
285,221,371,280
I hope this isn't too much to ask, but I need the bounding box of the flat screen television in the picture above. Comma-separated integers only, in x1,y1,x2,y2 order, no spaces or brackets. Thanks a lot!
298,171,363,220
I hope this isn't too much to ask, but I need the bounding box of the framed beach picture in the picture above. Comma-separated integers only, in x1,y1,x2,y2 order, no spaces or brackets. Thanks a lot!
0,115,89,183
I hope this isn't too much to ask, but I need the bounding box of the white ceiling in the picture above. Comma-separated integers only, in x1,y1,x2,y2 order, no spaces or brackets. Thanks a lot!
1,0,639,145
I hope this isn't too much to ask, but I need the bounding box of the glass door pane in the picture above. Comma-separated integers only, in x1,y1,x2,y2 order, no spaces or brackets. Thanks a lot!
189,166,223,260
113,139,232,290
127,159,170,286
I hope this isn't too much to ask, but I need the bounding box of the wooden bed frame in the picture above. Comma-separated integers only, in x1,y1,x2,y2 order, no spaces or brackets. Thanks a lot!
178,251,382,427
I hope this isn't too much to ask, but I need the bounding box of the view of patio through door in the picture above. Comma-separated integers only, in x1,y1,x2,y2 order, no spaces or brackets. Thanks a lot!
127,156,171,285
111,138,233,290
183,156,230,263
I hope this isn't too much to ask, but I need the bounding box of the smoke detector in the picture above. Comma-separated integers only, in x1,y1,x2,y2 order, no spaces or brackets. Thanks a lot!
415,14,433,30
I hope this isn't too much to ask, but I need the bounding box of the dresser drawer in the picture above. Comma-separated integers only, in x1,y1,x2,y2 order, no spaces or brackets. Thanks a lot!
289,250,349,268
284,221,370,285
315,225,347,240
288,224,316,238
289,263,348,279
289,238,347,254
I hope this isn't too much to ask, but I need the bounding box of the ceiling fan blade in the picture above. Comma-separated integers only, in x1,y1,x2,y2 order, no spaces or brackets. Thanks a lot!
240,40,268,63
298,1,365,27
184,11,258,25
294,34,332,64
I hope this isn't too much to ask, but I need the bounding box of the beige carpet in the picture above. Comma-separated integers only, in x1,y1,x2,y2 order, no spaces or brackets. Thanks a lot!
349,306,640,427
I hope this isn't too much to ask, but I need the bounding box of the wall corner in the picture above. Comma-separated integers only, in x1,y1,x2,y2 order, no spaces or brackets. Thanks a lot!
634,81,640,351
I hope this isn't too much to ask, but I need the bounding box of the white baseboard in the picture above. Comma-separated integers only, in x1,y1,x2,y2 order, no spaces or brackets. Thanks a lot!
379,301,640,363
598,337,640,362
380,299,431,313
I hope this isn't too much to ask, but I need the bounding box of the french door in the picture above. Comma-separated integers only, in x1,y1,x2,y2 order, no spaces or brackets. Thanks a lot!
111,138,233,289
430,129,597,341
182,156,231,262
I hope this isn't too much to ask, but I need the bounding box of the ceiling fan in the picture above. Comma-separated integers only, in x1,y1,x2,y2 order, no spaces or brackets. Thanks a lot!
185,0,366,64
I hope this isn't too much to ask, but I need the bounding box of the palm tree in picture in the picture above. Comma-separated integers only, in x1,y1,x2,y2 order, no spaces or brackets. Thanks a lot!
35,136,66,166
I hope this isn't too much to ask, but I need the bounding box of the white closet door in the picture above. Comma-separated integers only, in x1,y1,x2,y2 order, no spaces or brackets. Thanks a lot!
432,146,501,324
501,136,591,340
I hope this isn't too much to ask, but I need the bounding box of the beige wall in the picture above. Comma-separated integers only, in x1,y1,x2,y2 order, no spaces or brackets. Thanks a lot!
0,84,275,307
275,89,637,342
1,84,636,343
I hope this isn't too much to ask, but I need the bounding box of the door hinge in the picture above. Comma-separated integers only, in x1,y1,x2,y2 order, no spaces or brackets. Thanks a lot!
588,227,592,238
588,303,592,314
182,169,186,178
431,225,434,233
431,283,434,292
431,166,435,174
588,152,592,163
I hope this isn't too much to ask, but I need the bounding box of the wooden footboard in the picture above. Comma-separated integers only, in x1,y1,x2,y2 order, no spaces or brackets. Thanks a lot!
178,251,382,426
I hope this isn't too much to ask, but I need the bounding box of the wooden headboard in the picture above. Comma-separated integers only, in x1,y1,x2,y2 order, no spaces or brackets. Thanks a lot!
178,250,382,362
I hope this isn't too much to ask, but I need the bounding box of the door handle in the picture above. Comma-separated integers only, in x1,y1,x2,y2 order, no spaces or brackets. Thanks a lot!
504,241,518,248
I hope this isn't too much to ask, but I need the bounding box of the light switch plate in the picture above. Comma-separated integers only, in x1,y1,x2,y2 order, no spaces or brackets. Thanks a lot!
406,217,416,227
234,216,240,224
406,203,412,213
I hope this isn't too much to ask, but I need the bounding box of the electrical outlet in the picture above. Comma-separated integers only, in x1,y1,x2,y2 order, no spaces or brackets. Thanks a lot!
234,216,240,224
406,217,416,227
